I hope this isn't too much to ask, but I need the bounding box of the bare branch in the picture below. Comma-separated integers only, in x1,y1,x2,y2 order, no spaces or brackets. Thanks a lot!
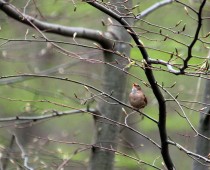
180,0,207,72
0,97,160,149
13,133,34,170
85,0,175,169
136,0,174,19
0,74,158,123
29,135,162,170
169,140,210,164
0,0,109,46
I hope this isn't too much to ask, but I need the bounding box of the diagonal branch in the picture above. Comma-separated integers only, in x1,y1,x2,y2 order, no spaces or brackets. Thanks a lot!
85,0,175,169
0,0,109,46
180,0,207,72
0,74,158,123
136,0,174,19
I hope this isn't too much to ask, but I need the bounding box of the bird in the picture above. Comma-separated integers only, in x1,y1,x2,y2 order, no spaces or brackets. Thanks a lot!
129,83,147,110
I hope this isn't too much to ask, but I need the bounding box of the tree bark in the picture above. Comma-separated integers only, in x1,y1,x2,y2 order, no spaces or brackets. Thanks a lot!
193,78,210,170
88,1,133,170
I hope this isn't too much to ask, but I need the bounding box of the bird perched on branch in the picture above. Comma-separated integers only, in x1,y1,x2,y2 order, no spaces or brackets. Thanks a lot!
129,83,147,110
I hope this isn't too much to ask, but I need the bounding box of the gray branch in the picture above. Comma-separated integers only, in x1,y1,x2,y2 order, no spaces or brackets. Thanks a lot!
0,0,109,45
136,0,174,19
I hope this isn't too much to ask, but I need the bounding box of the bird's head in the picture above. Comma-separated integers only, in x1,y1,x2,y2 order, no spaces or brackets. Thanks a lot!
133,83,141,90
131,83,141,93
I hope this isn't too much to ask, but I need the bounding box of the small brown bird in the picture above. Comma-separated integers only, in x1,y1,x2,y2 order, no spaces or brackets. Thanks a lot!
129,83,147,109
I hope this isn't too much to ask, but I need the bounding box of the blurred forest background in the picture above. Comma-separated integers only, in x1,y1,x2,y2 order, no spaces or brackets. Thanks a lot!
0,0,210,170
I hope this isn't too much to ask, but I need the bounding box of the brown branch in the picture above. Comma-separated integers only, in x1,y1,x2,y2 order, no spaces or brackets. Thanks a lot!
0,0,110,47
168,140,210,164
180,0,207,72
28,135,162,170
0,74,158,123
85,0,175,169
0,97,160,149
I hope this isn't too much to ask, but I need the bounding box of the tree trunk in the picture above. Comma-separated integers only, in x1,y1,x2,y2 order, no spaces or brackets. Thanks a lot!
193,78,210,170
88,1,133,170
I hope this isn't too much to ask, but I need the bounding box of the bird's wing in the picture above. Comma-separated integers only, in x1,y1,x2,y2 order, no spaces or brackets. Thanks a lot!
144,94,147,104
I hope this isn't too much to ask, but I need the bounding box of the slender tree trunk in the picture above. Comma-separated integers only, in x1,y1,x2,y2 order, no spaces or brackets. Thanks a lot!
88,1,133,170
193,78,210,170
192,1,210,168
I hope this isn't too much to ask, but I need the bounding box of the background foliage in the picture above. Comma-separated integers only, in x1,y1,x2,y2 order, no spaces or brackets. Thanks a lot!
0,0,209,169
